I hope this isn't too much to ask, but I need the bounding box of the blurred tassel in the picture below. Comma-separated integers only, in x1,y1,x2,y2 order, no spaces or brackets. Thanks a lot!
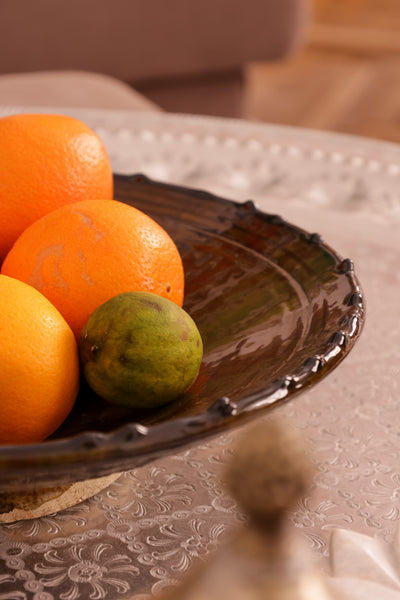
156,417,339,600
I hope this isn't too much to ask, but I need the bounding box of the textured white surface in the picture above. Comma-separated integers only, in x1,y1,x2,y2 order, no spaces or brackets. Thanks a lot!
0,107,399,599
327,527,400,599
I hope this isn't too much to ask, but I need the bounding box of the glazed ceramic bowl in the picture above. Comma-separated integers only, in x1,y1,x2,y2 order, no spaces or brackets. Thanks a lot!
0,175,365,492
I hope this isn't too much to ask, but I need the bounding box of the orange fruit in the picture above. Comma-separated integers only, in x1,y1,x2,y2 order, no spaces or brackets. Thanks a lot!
0,112,113,264
2,199,184,340
0,274,79,445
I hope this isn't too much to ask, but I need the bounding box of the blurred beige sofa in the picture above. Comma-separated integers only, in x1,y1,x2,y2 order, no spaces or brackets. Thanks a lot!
0,0,310,116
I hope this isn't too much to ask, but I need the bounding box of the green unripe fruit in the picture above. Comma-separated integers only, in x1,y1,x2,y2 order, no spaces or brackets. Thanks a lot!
79,291,203,409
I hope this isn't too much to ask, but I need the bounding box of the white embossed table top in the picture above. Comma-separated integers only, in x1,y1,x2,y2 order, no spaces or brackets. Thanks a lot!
0,107,399,599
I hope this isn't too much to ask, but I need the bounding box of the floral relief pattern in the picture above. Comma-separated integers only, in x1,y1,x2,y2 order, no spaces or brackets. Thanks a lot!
34,541,139,600
0,107,399,598
107,467,196,517
0,454,239,598
5,505,90,539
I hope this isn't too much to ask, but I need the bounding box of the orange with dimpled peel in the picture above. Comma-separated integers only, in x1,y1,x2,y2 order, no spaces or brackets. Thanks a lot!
0,113,113,264
0,274,79,444
1,199,184,340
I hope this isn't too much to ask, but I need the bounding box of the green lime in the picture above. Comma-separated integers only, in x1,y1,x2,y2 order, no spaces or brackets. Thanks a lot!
79,291,203,409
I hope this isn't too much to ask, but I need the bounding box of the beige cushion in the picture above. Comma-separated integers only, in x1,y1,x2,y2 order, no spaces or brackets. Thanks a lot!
0,70,161,111
0,0,309,82
0,0,309,116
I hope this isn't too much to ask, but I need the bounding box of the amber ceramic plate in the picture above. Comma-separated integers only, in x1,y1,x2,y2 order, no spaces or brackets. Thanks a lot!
0,175,365,492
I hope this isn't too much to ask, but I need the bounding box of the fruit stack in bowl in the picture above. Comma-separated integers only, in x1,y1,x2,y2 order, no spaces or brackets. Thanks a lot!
0,113,203,445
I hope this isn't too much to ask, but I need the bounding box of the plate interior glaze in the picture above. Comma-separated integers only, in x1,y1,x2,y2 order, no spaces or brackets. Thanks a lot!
0,175,365,491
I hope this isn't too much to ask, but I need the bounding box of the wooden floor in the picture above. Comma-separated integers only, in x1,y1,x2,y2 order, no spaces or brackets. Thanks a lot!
244,0,400,144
